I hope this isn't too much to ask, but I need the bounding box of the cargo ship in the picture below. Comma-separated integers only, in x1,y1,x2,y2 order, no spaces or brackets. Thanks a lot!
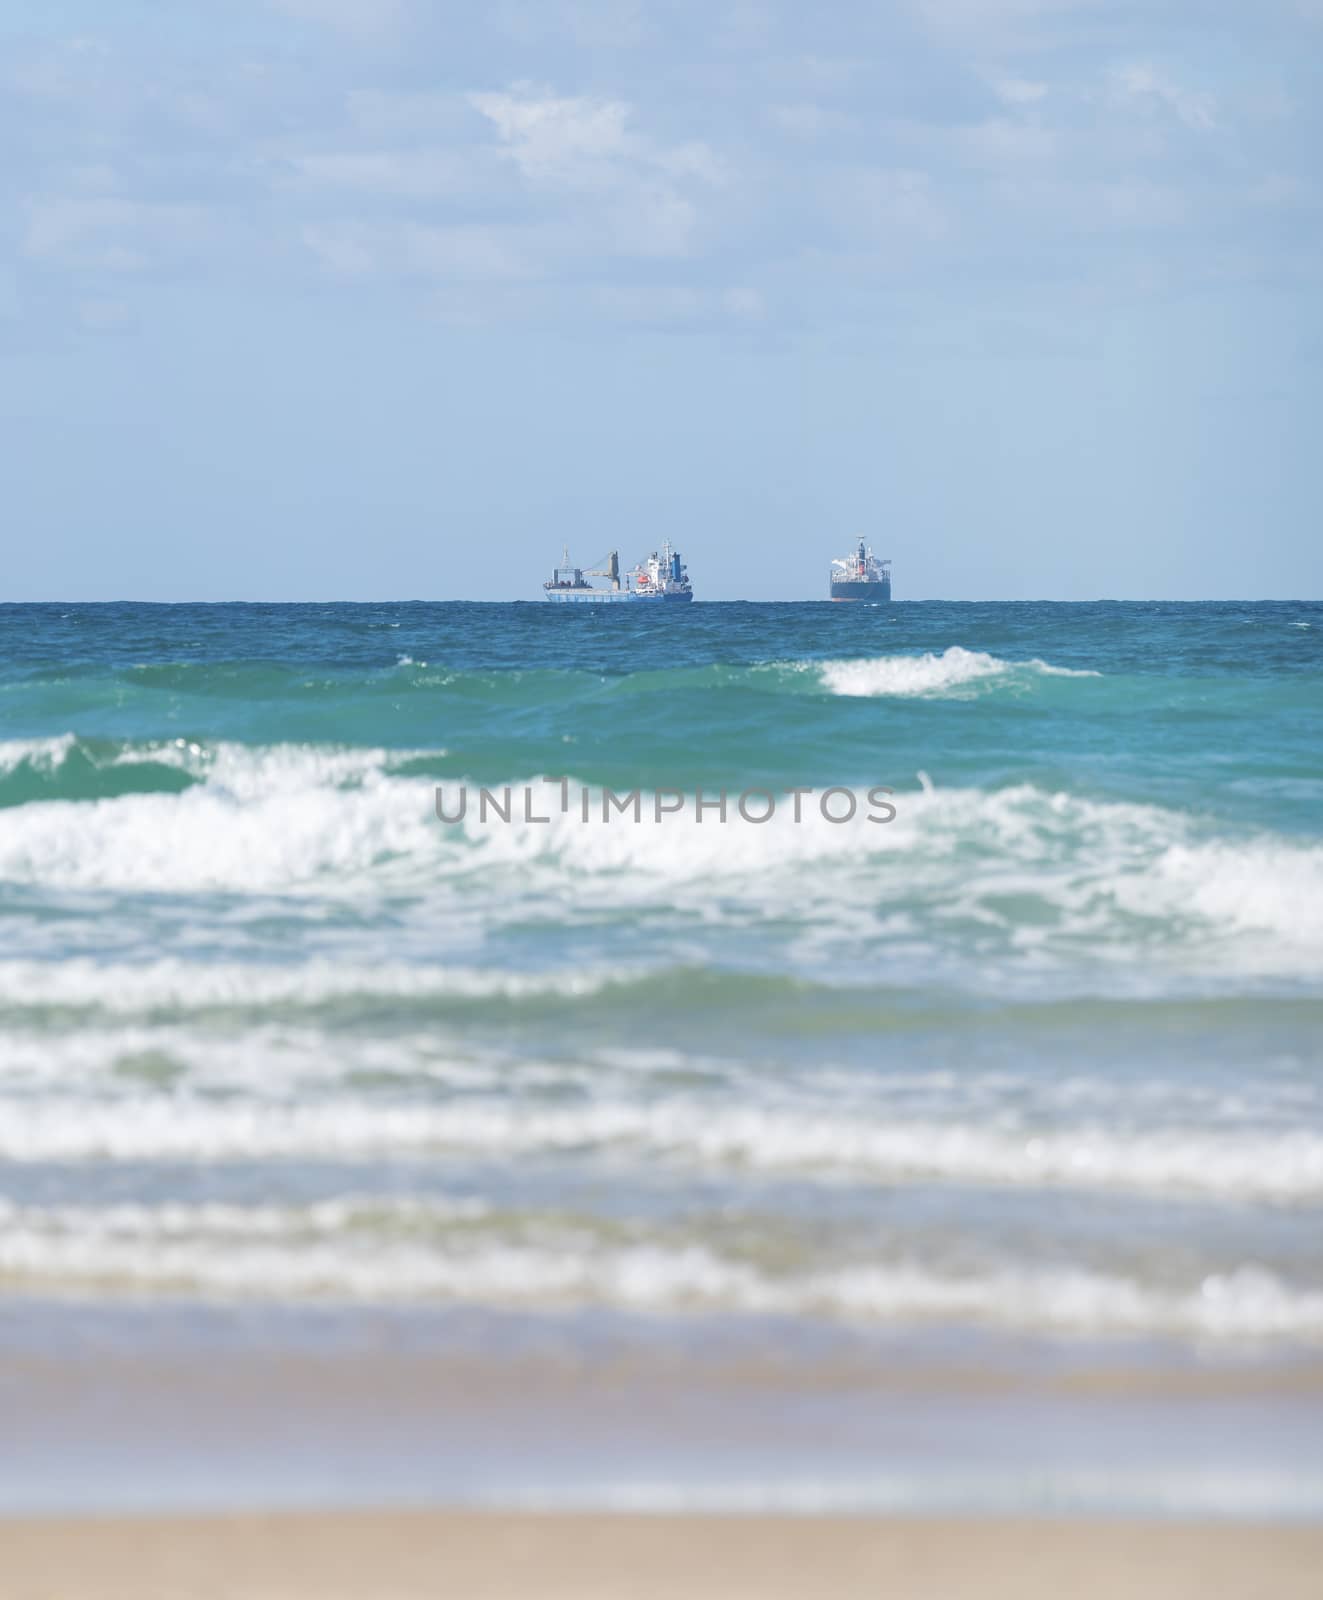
543,541,693,603
830,539,891,601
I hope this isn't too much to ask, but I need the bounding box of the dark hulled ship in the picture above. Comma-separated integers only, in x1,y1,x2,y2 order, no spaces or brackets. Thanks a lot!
830,539,891,601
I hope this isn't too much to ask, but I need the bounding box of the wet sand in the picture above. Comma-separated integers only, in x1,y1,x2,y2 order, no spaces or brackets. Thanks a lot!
6,1306,1323,1520
3,1510,1322,1599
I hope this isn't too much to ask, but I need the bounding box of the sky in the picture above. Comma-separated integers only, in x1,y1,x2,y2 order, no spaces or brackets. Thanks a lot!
2,0,1320,601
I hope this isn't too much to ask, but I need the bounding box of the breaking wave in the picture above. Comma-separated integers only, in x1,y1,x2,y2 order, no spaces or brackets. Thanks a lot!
816,647,1101,698
1,744,1321,984
3,1095,1320,1205
0,1195,1319,1341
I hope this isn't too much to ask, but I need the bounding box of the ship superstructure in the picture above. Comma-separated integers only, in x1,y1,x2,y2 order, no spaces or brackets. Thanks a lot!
543,540,693,603
830,539,891,602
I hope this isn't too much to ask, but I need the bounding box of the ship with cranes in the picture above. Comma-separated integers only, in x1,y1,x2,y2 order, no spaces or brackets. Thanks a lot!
542,541,694,603
830,539,891,601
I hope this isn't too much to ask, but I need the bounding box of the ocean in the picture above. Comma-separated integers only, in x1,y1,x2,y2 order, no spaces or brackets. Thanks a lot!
2,599,1321,1515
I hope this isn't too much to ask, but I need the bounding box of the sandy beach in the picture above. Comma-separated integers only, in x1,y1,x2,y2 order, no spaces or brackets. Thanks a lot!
3,1511,1322,1599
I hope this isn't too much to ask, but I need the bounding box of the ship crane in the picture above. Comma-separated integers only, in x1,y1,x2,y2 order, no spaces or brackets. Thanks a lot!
541,539,693,603
582,551,622,592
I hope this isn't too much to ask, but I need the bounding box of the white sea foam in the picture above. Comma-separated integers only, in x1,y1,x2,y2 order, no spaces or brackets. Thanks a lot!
1127,840,1323,947
0,734,78,774
3,1094,1320,1203
0,1198,1318,1340
0,753,426,892
2,745,1322,980
817,647,1100,698
0,957,632,1013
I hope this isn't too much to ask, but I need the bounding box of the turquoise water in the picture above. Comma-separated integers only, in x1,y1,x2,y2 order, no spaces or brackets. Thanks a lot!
1,601,1321,1353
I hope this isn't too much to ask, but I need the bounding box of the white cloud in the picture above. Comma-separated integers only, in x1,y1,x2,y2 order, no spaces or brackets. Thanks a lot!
9,0,1309,339
282,80,730,294
469,88,634,187
470,84,725,191
1112,62,1216,131
467,84,725,259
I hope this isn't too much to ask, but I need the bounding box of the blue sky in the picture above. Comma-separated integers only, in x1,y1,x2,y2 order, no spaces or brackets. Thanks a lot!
2,0,1320,600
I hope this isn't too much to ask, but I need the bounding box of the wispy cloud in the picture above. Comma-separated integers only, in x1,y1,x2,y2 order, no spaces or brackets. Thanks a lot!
1112,62,1217,131
466,84,726,258
3,0,1318,339
469,85,724,190
469,88,636,187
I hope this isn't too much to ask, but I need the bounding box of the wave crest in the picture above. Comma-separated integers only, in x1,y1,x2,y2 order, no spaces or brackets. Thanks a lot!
817,647,1100,698
2,746,1322,983
0,1195,1318,1340
4,1095,1320,1204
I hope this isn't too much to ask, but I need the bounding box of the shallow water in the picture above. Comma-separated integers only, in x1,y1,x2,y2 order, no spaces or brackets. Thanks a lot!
1,600,1321,1509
